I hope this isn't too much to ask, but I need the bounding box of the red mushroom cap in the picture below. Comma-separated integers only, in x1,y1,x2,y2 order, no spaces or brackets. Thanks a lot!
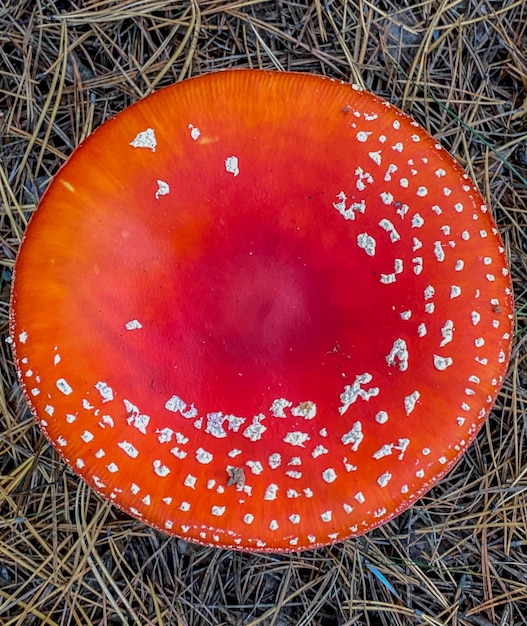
10,70,513,552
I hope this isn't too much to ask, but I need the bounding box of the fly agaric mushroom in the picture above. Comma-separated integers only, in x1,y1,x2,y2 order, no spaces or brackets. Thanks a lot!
10,70,513,552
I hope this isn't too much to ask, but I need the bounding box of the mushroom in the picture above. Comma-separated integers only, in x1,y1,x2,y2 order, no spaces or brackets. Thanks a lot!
9,70,513,552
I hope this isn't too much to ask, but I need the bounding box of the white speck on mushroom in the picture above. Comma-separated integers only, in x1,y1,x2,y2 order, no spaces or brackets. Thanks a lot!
396,203,409,218
118,440,139,458
440,320,454,346
264,484,279,500
373,443,394,459
268,453,281,469
57,437,67,447
56,378,73,395
369,150,382,165
354,492,366,504
289,514,301,524
384,163,398,181
416,186,428,197
76,459,85,469
179,501,191,511
205,412,227,438
413,237,423,251
66,413,77,423
19,331,28,344
45,405,54,416
130,128,156,151
380,191,393,205
322,468,337,483
378,218,400,242
164,395,197,418
153,460,170,477
81,430,94,443
321,511,333,522
53,354,61,366
475,337,485,348
404,391,420,415
395,438,410,460
246,460,263,475
434,354,453,371
125,319,142,331
196,448,213,464
304,488,314,498
375,411,388,424
82,399,94,411
95,381,114,403
424,285,435,300
333,192,366,220
386,338,409,372
124,400,150,434
400,310,412,320
270,398,292,417
413,257,423,275
486,274,496,282
356,131,372,142
357,232,376,256
411,214,424,228
131,483,140,494
433,241,445,262
471,311,481,326
211,506,226,516
342,421,364,452
286,470,302,479
107,463,119,474
188,124,201,140
155,180,170,199
287,489,300,498
416,469,425,478
184,474,197,489
380,273,396,285
156,427,174,444
377,472,392,487
283,431,310,447
454,202,464,213
312,445,329,458
339,373,379,415
443,187,452,196
225,156,239,176
243,513,254,524
270,520,279,530
454,260,464,271
243,414,267,441
94,448,104,458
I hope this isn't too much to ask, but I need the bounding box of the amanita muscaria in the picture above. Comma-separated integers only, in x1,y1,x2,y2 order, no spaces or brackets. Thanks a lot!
10,70,513,552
